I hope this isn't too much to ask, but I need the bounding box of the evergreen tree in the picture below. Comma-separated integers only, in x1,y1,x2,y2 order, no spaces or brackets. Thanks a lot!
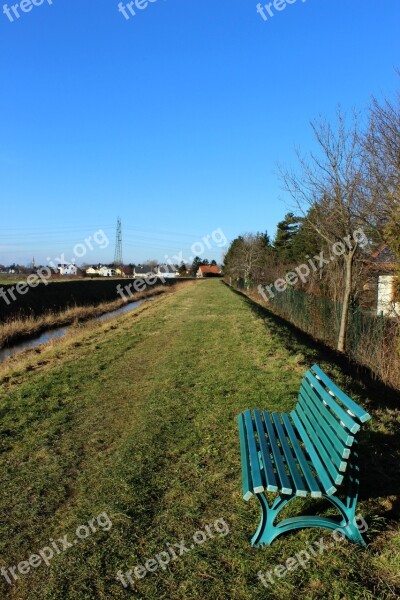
189,256,208,276
273,213,302,262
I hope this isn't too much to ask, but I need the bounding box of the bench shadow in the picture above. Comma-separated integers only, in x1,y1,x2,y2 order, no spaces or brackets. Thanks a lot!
224,283,400,518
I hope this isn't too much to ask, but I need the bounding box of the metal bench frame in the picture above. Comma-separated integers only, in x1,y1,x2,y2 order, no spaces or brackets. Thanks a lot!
238,365,371,547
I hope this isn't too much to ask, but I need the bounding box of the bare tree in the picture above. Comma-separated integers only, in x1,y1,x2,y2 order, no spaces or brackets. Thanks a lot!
280,109,369,352
145,259,158,269
224,233,269,289
363,90,400,314
362,91,400,230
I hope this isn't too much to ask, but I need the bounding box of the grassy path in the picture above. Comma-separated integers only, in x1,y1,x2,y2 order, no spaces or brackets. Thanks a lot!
0,280,399,599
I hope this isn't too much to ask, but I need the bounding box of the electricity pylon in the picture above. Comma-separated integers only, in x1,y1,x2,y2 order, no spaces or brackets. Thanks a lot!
114,217,123,268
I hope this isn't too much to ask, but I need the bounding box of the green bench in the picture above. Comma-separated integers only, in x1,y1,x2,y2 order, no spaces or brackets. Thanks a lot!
238,365,371,547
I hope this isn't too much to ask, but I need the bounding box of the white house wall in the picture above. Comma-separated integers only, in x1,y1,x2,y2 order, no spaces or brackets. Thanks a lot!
377,275,400,316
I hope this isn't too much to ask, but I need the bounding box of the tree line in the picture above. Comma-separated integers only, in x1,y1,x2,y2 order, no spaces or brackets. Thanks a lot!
224,89,400,353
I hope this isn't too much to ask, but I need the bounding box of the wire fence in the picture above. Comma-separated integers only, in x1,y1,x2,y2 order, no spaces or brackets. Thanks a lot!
229,279,400,389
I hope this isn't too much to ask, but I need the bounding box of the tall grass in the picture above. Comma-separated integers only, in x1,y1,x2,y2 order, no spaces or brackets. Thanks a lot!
0,286,169,349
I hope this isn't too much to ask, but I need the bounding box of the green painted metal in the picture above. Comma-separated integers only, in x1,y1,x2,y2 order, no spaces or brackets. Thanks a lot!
262,411,292,495
295,404,344,486
243,410,264,494
271,413,308,497
301,378,354,447
290,410,337,495
253,410,278,493
251,474,366,547
311,365,371,424
297,391,347,472
281,414,322,498
238,414,253,501
305,371,360,434
299,383,351,458
238,366,370,547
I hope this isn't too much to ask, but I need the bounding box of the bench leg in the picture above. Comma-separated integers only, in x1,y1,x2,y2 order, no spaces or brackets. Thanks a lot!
325,442,366,547
251,445,366,547
251,493,345,547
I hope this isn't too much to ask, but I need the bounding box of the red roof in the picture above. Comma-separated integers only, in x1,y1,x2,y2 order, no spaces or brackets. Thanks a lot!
370,244,397,269
371,244,388,259
198,265,221,274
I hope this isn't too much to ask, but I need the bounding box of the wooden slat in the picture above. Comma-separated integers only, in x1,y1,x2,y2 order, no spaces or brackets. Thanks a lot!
272,413,308,497
243,410,264,494
238,414,253,501
298,391,348,471
281,414,322,498
305,371,360,434
262,411,293,495
253,410,279,493
301,379,354,447
311,365,371,424
296,404,344,486
291,409,337,496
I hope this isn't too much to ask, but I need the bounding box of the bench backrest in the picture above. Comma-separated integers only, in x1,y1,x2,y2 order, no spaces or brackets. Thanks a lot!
291,365,371,487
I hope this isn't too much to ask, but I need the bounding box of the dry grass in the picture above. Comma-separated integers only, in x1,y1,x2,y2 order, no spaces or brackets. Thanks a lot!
0,285,170,350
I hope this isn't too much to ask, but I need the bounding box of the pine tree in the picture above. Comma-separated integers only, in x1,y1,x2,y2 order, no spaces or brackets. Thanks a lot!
273,213,302,262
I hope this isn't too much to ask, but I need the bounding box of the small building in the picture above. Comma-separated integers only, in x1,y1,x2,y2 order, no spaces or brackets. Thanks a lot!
155,264,180,278
98,266,115,277
133,265,154,278
58,263,78,276
196,265,222,278
370,245,399,317
86,265,116,277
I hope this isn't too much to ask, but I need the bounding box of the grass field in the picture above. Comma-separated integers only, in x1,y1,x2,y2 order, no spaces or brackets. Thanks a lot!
0,280,399,599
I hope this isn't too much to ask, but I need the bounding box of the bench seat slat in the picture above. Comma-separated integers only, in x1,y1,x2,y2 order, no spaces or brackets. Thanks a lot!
296,404,344,486
290,410,337,496
298,391,348,471
271,412,308,497
253,410,279,493
305,372,360,434
244,410,264,494
311,365,371,424
238,414,254,501
262,411,293,495
281,414,322,498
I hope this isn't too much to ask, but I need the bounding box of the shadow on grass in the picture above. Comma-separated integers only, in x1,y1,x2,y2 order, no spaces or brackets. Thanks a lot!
223,282,400,518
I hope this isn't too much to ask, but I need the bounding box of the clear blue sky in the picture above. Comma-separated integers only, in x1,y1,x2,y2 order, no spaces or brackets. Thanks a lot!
0,0,399,266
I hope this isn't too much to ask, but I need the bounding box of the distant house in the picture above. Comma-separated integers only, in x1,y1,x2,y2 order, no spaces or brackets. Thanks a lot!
196,265,222,278
155,264,180,278
58,263,78,276
370,245,399,317
98,266,115,277
85,264,115,277
133,265,154,278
